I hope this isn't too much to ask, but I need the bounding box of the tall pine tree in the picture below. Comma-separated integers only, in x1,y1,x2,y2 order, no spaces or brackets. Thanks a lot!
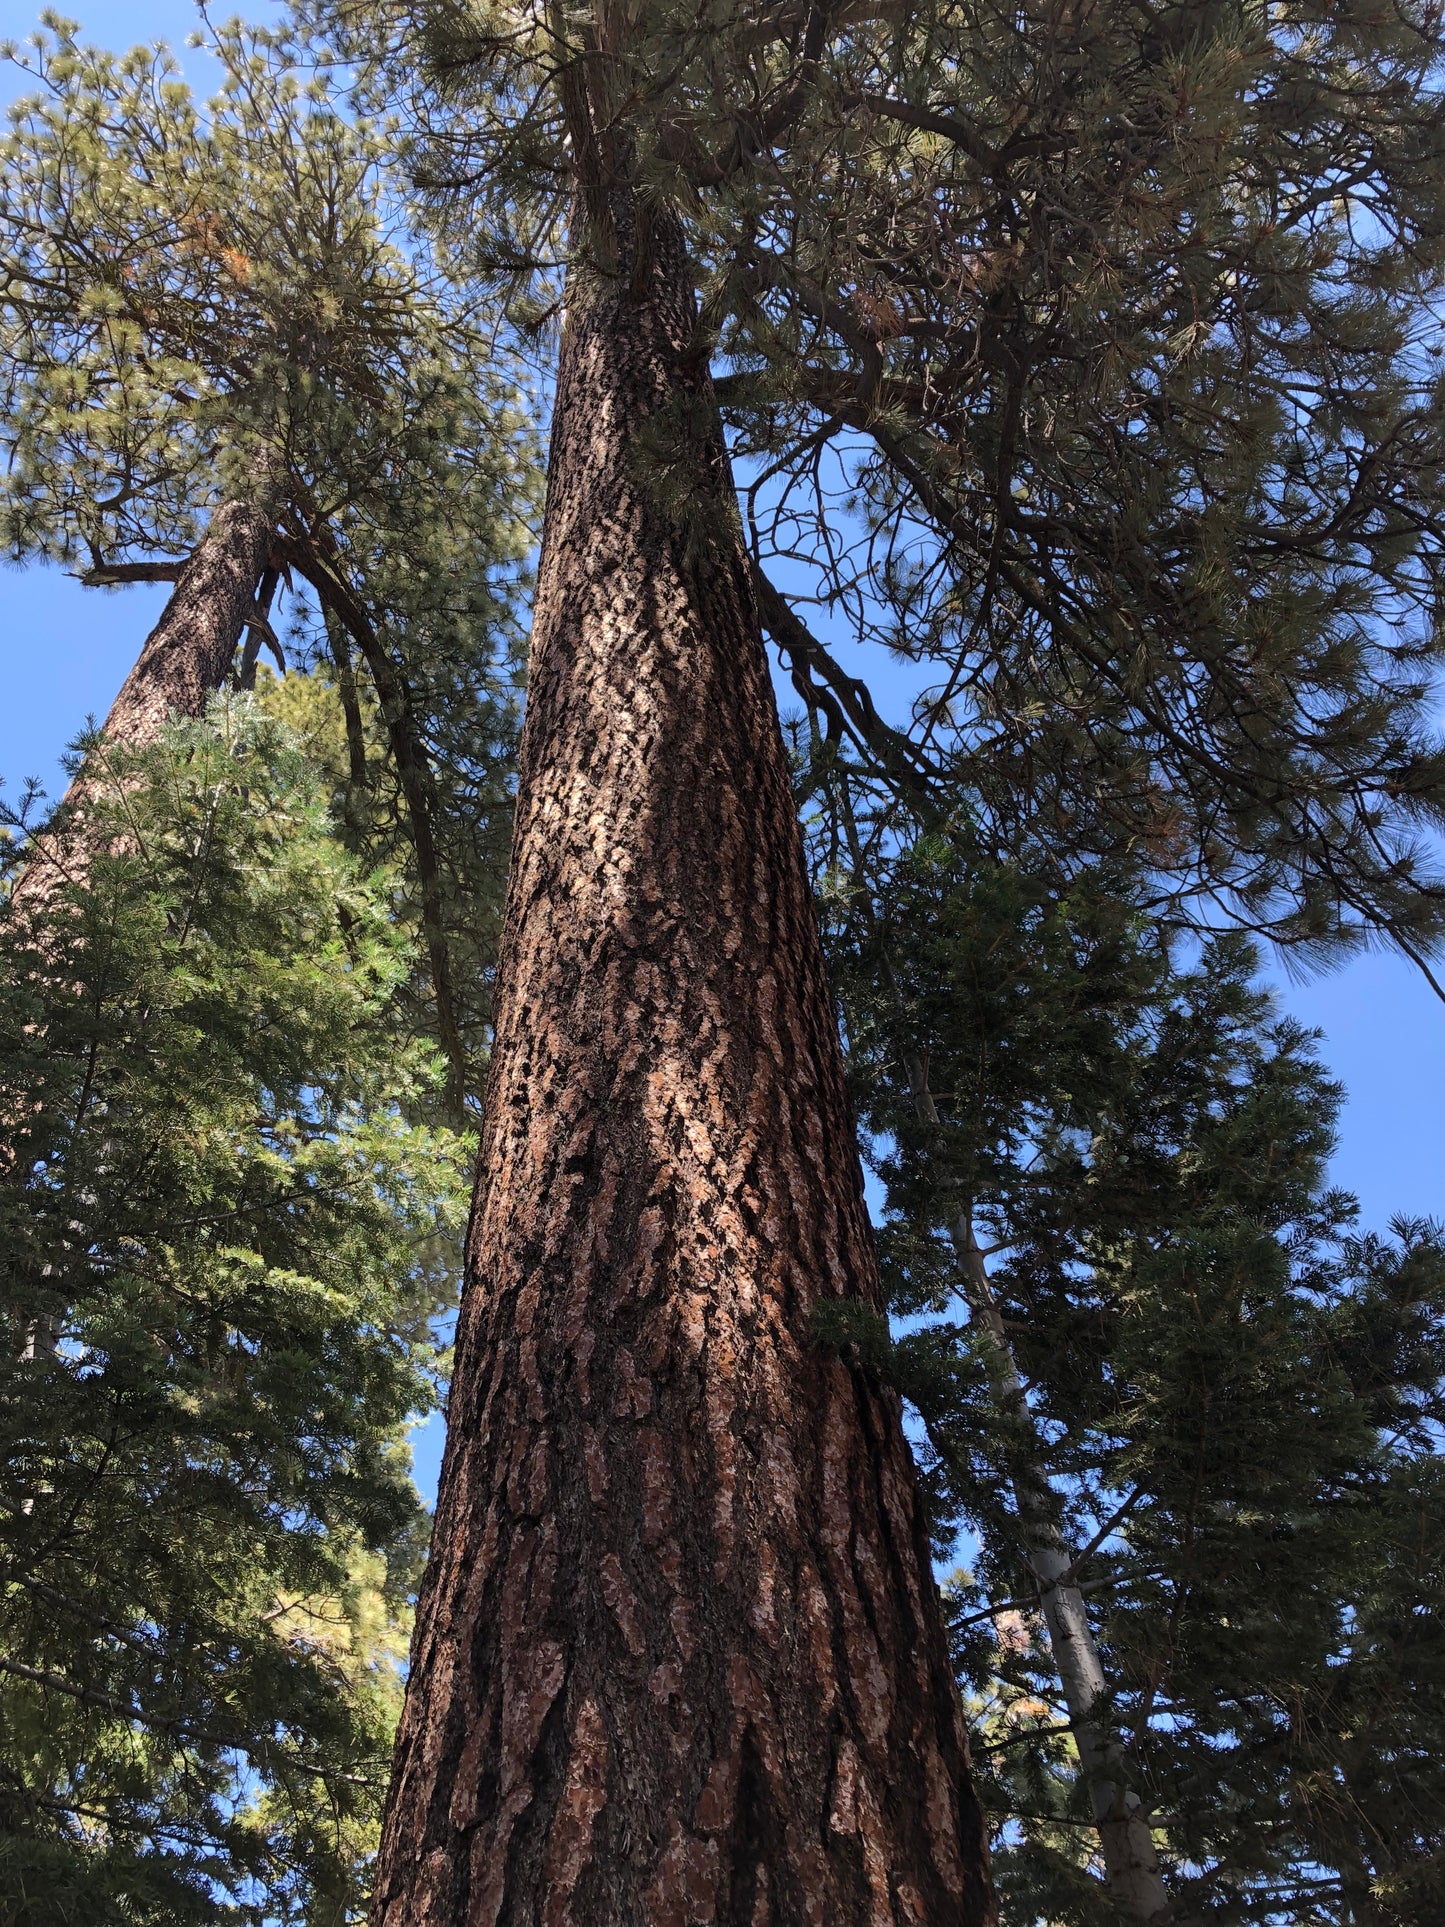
371,160,996,1927
285,2,1445,1916
0,17,537,1107
818,800,1445,1925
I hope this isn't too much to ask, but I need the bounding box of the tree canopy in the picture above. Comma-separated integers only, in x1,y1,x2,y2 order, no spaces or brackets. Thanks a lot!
319,0,1445,964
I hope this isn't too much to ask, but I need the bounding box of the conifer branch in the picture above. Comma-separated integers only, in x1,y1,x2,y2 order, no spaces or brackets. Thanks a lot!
76,561,188,587
280,527,470,1122
749,560,942,800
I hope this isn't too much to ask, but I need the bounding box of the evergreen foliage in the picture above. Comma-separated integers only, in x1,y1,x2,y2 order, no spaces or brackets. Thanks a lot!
318,0,1445,965
0,14,540,1110
0,12,519,570
0,27,534,1913
2,1,1445,1918
0,699,470,1924
256,638,522,1116
818,814,1445,1923
713,1,1445,961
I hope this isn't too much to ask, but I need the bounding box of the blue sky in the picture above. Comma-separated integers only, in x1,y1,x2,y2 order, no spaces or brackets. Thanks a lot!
4,4,1442,1261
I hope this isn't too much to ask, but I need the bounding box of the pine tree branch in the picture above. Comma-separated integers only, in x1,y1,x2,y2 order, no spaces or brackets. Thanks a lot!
1062,1484,1148,1586
973,1721,1078,1753
749,560,943,801
953,1564,1166,1630
75,561,188,587
278,526,469,1122
0,1654,383,1788
842,91,995,166
2,1571,164,1660
0,1654,214,1742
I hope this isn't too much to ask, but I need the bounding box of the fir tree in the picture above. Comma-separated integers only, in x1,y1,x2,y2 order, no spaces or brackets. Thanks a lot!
0,697,472,1923
819,810,1445,1925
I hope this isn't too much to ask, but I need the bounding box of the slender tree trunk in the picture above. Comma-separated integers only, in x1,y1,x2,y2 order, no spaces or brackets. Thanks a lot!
296,570,470,1124
372,198,996,1927
13,493,274,908
903,1064,1171,1923
236,564,283,688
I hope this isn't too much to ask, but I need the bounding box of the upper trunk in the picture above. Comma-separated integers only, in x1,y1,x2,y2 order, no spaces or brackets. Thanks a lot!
99,496,275,748
371,199,996,1926
6,491,274,1336
13,494,274,908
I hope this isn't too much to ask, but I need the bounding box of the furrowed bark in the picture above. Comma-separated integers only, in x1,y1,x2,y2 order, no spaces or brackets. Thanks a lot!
903,1060,1171,1924
13,493,275,908
372,197,996,1926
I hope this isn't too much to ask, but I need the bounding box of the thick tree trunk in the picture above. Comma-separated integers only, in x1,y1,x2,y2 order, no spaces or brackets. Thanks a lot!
902,1064,1170,1923
13,494,274,907
372,201,996,1926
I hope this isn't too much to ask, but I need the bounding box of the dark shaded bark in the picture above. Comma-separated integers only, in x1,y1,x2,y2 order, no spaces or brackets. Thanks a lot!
236,565,283,688
13,495,274,907
282,542,470,1123
372,201,996,1926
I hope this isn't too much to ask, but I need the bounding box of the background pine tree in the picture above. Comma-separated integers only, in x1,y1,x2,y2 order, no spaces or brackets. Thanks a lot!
0,16,541,1114
814,791,1445,1924
0,699,472,1924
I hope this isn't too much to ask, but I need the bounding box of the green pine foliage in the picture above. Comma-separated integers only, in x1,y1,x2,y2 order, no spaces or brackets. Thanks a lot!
0,698,471,1924
0,27,535,1911
820,822,1445,1923
261,609,525,1122
2,2,1443,1917
0,14,540,1112
0,12,526,570
707,0,1445,961
319,0,1445,964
